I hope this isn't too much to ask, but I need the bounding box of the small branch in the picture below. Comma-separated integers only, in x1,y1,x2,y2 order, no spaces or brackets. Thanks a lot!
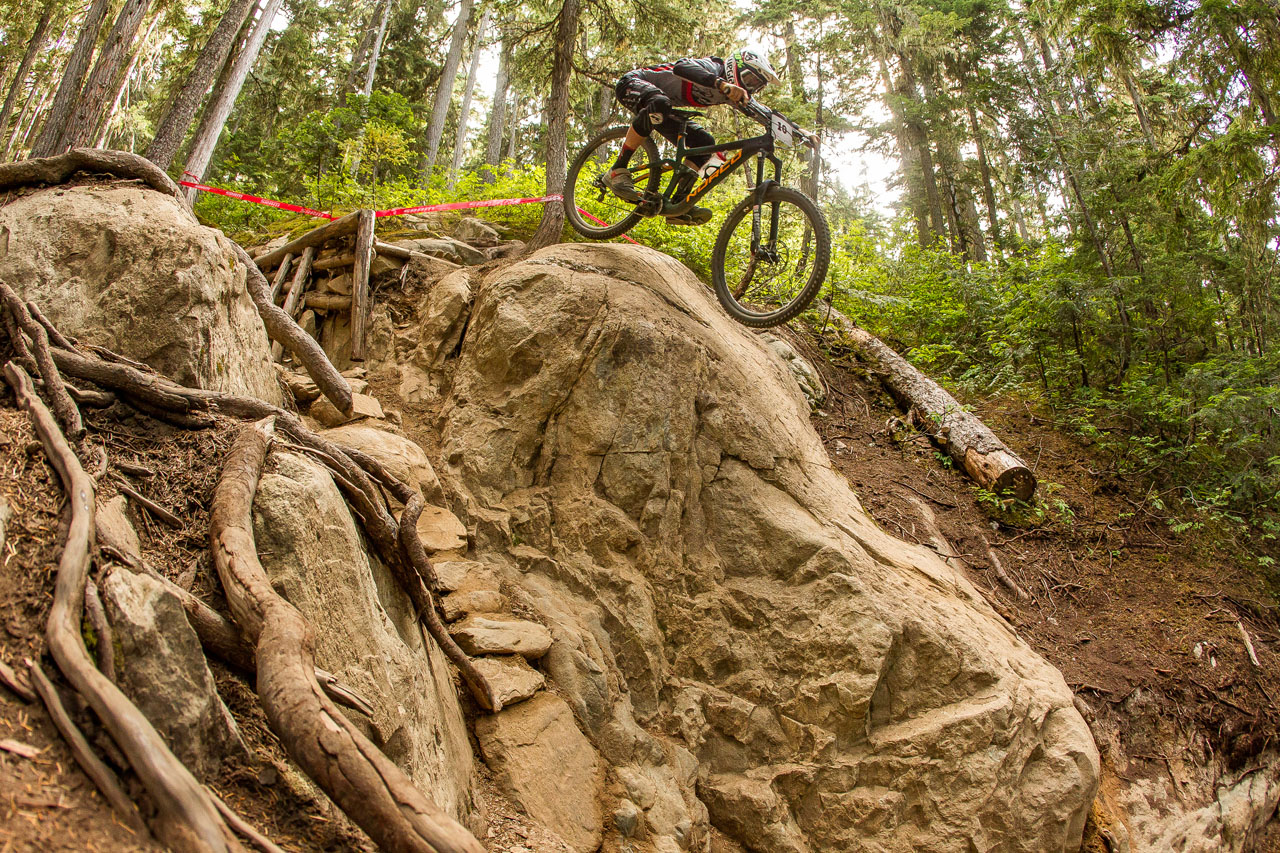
26,301,79,352
1238,621,1261,668
66,383,116,408
982,536,1030,601
399,495,495,711
84,580,117,682
28,658,147,834
115,481,183,529
0,657,36,703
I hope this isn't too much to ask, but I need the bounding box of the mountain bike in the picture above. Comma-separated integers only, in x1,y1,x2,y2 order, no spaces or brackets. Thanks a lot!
563,100,831,328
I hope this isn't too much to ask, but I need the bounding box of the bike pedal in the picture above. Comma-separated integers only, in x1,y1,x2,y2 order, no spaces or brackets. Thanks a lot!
636,194,663,217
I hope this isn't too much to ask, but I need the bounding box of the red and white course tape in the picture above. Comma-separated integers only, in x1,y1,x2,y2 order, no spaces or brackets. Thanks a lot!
181,178,639,243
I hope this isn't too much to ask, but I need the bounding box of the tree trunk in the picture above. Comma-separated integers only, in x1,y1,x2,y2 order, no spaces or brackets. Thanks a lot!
3,78,44,160
526,0,581,251
965,101,1003,255
341,5,378,96
0,0,56,146
420,0,474,176
95,14,161,148
28,0,113,158
876,56,930,248
447,7,488,185
483,36,510,175
359,0,394,96
822,305,1036,500
181,0,285,202
57,0,154,152
146,0,258,171
504,93,520,161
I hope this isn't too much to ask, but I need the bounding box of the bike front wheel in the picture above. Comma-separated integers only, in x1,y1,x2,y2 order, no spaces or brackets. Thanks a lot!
564,126,662,239
711,186,831,328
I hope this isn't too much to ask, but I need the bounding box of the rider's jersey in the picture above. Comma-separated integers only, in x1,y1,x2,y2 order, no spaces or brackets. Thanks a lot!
630,57,731,107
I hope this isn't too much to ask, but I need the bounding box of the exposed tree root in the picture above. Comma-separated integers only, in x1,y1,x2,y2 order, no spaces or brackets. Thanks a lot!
0,148,183,201
0,282,82,438
27,658,146,834
83,579,117,682
230,241,353,417
4,362,243,852
211,419,484,853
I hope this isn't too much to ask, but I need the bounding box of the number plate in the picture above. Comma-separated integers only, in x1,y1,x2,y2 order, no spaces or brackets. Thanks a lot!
772,114,797,148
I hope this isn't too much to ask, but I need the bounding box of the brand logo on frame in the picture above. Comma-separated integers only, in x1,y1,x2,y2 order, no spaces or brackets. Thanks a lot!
692,151,744,195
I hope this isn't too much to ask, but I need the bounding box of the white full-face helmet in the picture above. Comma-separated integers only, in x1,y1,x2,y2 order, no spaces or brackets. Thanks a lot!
728,50,781,94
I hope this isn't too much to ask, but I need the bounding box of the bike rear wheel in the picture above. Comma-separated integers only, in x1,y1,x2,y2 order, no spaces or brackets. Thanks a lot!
564,126,662,239
711,186,831,328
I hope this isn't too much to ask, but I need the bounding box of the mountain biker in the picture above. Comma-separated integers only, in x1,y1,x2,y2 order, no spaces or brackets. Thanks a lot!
604,50,781,225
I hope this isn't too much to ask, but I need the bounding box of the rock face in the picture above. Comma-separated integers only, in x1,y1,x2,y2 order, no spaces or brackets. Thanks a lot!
101,569,247,779
437,243,1100,853
0,183,282,404
251,451,477,821
476,692,603,852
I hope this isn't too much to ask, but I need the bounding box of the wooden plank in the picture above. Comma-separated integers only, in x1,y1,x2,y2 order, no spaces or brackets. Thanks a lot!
254,211,360,271
274,245,317,361
373,240,414,261
268,252,294,305
350,209,376,361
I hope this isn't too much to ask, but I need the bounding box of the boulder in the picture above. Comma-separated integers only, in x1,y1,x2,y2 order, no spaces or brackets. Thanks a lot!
449,615,553,658
476,693,603,852
414,269,473,369
438,243,1099,853
101,569,247,778
309,390,384,426
433,559,487,593
452,217,502,247
251,451,477,820
471,655,544,708
759,333,825,409
0,183,282,404
415,504,467,553
96,494,141,558
319,422,443,502
440,587,506,621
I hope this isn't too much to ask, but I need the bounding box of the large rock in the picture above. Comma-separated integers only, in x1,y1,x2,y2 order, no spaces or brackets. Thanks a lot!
101,569,247,779
438,243,1099,853
476,692,603,852
0,183,282,404
319,421,443,502
251,451,477,820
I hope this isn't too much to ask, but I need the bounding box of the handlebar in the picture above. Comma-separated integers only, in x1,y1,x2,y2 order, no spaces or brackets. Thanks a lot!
734,100,819,149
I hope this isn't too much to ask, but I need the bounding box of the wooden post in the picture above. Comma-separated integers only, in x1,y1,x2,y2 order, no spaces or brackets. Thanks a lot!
268,253,294,305
273,246,316,361
350,209,375,361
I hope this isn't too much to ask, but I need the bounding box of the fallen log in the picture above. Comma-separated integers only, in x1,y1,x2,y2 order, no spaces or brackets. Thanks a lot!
254,212,360,271
303,293,351,312
312,252,356,272
267,253,294,305
819,303,1036,501
210,418,484,853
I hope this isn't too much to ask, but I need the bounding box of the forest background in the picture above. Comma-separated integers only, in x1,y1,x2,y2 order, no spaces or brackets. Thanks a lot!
1,0,1277,575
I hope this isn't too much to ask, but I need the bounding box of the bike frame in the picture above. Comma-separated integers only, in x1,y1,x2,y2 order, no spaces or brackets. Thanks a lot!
636,105,786,252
